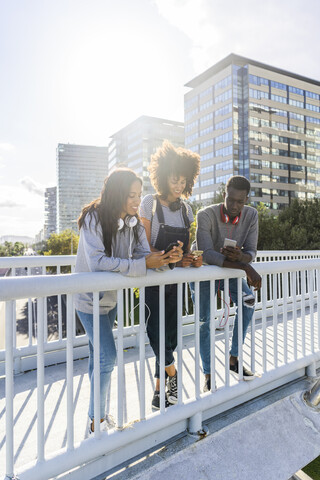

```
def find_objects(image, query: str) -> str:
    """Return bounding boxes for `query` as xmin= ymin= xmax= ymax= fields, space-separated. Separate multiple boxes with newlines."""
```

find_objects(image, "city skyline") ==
xmin=1 ymin=0 xmax=320 ymax=237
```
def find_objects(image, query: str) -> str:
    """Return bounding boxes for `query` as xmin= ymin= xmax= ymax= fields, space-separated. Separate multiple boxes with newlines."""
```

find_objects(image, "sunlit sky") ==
xmin=1 ymin=0 xmax=320 ymax=238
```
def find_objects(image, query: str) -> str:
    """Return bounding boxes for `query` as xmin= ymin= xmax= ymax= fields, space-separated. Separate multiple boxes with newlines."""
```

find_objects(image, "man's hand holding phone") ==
xmin=221 ymin=238 xmax=242 ymax=262
xmin=191 ymin=250 xmax=203 ymax=268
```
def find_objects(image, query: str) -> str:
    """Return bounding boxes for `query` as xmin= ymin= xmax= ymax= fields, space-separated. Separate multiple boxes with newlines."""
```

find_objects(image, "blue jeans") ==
xmin=77 ymin=307 xmax=117 ymax=420
xmin=190 ymin=279 xmax=254 ymax=374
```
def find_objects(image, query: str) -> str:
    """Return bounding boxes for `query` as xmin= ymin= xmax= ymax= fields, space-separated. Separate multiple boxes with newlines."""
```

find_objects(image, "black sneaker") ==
xmin=152 ymin=390 xmax=171 ymax=409
xmin=166 ymin=372 xmax=178 ymax=404
xmin=203 ymin=374 xmax=217 ymax=392
xmin=230 ymin=361 xmax=255 ymax=381
xmin=203 ymin=374 xmax=211 ymax=392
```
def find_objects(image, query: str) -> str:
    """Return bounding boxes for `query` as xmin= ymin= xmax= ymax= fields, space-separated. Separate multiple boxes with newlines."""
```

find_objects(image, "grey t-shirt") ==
xmin=140 ymin=194 xmax=194 ymax=247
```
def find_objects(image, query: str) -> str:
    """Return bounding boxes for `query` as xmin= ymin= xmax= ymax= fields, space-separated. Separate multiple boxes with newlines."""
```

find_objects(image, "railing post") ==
xmin=66 ymin=294 xmax=74 ymax=450
xmin=273 ymin=273 xmax=278 ymax=368
xmin=37 ymin=296 xmax=45 ymax=464
xmin=194 ymin=281 xmax=200 ymax=399
xmin=159 ymin=284 xmax=165 ymax=413
xmin=5 ymin=300 xmax=16 ymax=480
xmin=237 ymin=278 xmax=243 ymax=380
xmin=177 ymin=283 xmax=183 ymax=405
xmin=117 ymin=289 xmax=124 ymax=428
xmin=188 ymin=411 xmax=208 ymax=437
xmin=139 ymin=287 xmax=146 ymax=420
xmin=210 ymin=280 xmax=216 ymax=391
xmin=306 ymin=362 xmax=317 ymax=378
xmin=57 ymin=266 xmax=62 ymax=342
xmin=261 ymin=274 xmax=267 ymax=372
xmin=93 ymin=291 xmax=101 ymax=437
xmin=224 ymin=279 xmax=230 ymax=386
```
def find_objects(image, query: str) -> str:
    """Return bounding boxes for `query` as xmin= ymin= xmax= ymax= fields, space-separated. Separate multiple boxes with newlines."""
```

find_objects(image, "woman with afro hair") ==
xmin=140 ymin=140 xmax=201 ymax=409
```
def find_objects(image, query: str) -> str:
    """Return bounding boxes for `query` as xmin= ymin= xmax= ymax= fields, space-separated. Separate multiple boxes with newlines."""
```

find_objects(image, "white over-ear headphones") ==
xmin=118 ymin=216 xmax=138 ymax=230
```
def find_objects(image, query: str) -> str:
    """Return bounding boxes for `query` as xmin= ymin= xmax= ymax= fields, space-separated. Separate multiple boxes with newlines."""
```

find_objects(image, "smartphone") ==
xmin=192 ymin=250 xmax=203 ymax=258
xmin=164 ymin=242 xmax=179 ymax=254
xmin=164 ymin=242 xmax=180 ymax=270
xmin=223 ymin=238 xmax=237 ymax=248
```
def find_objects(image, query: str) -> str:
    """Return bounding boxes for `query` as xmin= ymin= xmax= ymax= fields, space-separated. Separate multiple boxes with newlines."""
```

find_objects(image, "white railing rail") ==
xmin=255 ymin=250 xmax=320 ymax=261
xmin=2 ymin=250 xmax=320 ymax=376
xmin=1 ymin=259 xmax=320 ymax=480
xmin=1 ymin=250 xmax=320 ymax=271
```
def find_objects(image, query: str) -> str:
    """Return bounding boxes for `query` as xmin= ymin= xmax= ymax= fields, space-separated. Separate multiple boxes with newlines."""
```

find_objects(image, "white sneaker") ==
xmin=87 ymin=414 xmax=116 ymax=437
xmin=105 ymin=413 xmax=116 ymax=429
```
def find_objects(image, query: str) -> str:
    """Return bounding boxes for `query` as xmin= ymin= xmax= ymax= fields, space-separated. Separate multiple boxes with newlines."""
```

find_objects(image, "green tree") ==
xmin=256 ymin=198 xmax=320 ymax=251
xmin=213 ymin=183 xmax=225 ymax=204
xmin=44 ymin=230 xmax=79 ymax=256
xmin=13 ymin=241 xmax=25 ymax=256
xmin=0 ymin=241 xmax=26 ymax=257
xmin=43 ymin=230 xmax=80 ymax=273
xmin=256 ymin=203 xmax=281 ymax=250
xmin=276 ymin=198 xmax=320 ymax=250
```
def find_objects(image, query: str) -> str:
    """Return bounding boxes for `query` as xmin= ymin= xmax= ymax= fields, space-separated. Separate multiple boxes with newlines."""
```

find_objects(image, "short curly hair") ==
xmin=226 ymin=175 xmax=251 ymax=195
xmin=148 ymin=140 xmax=200 ymax=198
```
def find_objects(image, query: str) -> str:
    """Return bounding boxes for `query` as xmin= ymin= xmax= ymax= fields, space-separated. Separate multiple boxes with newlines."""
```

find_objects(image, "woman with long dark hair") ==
xmin=140 ymin=141 xmax=201 ymax=409
xmin=74 ymin=168 xmax=180 ymax=434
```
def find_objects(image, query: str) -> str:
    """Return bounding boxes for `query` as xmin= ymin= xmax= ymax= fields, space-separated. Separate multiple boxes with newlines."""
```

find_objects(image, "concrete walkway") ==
xmin=106 ymin=375 xmax=320 ymax=480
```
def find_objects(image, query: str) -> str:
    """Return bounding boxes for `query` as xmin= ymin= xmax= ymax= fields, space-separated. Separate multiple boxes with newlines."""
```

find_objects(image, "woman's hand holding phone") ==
xmin=164 ymin=241 xmax=184 ymax=269
xmin=146 ymin=241 xmax=184 ymax=269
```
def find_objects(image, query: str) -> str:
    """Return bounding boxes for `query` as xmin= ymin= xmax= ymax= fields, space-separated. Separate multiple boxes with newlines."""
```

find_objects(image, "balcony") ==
xmin=0 ymin=252 xmax=320 ymax=480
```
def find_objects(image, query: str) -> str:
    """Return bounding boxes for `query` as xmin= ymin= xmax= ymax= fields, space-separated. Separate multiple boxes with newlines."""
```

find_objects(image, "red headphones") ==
xmin=220 ymin=204 xmax=241 ymax=225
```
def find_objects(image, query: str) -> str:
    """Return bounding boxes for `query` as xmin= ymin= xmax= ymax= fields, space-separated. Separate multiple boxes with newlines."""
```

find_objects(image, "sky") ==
xmin=1 ymin=0 xmax=320 ymax=239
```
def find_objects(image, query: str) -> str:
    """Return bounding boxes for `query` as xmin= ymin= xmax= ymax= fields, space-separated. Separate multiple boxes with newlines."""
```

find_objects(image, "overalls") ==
xmin=145 ymin=197 xmax=190 ymax=378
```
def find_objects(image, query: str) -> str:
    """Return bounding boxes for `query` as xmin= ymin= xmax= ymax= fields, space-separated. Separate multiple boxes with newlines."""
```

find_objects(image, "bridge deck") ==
xmin=0 ymin=313 xmax=318 ymax=478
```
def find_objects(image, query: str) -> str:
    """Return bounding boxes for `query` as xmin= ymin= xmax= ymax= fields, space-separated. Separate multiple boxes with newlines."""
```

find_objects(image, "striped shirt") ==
xmin=140 ymin=194 xmax=194 ymax=247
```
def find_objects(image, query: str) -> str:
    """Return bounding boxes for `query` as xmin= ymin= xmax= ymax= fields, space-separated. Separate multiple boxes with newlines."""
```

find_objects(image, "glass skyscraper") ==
xmin=108 ymin=116 xmax=184 ymax=195
xmin=44 ymin=186 xmax=57 ymax=239
xmin=56 ymin=144 xmax=108 ymax=232
xmin=185 ymin=54 xmax=320 ymax=209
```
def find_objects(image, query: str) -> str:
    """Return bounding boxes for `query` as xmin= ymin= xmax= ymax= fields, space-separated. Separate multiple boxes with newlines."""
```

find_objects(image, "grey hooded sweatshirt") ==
xmin=74 ymin=213 xmax=150 ymax=314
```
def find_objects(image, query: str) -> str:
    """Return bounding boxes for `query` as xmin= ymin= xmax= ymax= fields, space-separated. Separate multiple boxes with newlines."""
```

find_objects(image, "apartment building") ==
xmin=108 ymin=116 xmax=184 ymax=195
xmin=184 ymin=53 xmax=320 ymax=209
xmin=44 ymin=186 xmax=57 ymax=239
xmin=56 ymin=144 xmax=108 ymax=232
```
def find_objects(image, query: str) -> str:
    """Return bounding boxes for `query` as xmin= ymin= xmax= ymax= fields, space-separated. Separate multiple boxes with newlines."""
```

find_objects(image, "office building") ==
xmin=108 ymin=116 xmax=184 ymax=194
xmin=184 ymin=54 xmax=320 ymax=209
xmin=56 ymin=144 xmax=108 ymax=232
xmin=44 ymin=186 xmax=57 ymax=239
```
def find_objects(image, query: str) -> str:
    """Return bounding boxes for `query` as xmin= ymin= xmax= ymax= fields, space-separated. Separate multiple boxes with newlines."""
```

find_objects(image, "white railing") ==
xmin=1 ymin=258 xmax=320 ymax=480
xmin=1 ymin=250 xmax=320 ymax=375
xmin=255 ymin=250 xmax=320 ymax=262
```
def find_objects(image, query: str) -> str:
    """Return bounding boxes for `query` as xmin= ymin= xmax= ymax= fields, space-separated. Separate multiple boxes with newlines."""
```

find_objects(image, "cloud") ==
xmin=154 ymin=0 xmax=320 ymax=78
xmin=0 ymin=142 xmax=15 ymax=152
xmin=0 ymin=186 xmax=44 ymax=237
xmin=0 ymin=214 xmax=42 ymax=238
xmin=20 ymin=176 xmax=45 ymax=196
xmin=0 ymin=199 xmax=23 ymax=208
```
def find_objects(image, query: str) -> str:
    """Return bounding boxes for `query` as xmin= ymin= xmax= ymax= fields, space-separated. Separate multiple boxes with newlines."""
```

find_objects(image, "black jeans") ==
xmin=145 ymin=284 xmax=178 ymax=379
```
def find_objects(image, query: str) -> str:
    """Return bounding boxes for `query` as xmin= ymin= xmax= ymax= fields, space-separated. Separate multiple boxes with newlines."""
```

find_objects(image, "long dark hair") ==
xmin=78 ymin=168 xmax=142 ymax=256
